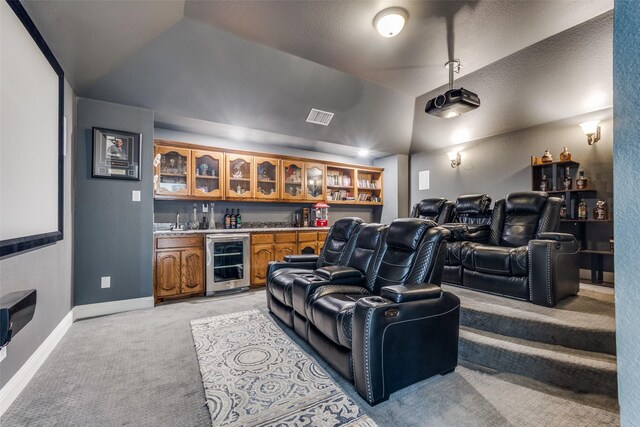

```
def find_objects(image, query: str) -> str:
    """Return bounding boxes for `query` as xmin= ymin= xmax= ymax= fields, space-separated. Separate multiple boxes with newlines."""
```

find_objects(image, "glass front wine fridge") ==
xmin=205 ymin=234 xmax=250 ymax=295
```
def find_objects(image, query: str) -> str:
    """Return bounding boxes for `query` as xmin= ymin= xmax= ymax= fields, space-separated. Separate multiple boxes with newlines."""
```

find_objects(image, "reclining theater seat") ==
xmin=442 ymin=194 xmax=493 ymax=285
xmin=265 ymin=217 xmax=363 ymax=327
xmin=449 ymin=191 xmax=580 ymax=307
xmin=410 ymin=197 xmax=455 ymax=224
xmin=289 ymin=218 xmax=460 ymax=405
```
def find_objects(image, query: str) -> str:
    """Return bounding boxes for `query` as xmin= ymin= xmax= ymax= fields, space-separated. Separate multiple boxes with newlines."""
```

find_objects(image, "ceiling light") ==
xmin=358 ymin=149 xmax=370 ymax=157
xmin=579 ymin=121 xmax=601 ymax=145
xmin=373 ymin=7 xmax=408 ymax=38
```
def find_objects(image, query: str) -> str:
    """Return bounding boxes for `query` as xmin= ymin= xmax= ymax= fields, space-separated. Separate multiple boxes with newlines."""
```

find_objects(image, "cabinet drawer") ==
xmin=317 ymin=232 xmax=328 ymax=242
xmin=275 ymin=232 xmax=297 ymax=243
xmin=297 ymin=232 xmax=317 ymax=242
xmin=251 ymin=233 xmax=274 ymax=244
xmin=156 ymin=236 xmax=203 ymax=249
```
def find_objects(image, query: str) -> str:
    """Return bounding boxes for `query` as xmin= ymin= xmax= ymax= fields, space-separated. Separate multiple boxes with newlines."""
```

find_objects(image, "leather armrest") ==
xmin=380 ymin=283 xmax=442 ymax=303
xmin=284 ymin=254 xmax=319 ymax=263
xmin=537 ymin=232 xmax=576 ymax=242
xmin=315 ymin=265 xmax=363 ymax=281
xmin=441 ymin=223 xmax=490 ymax=242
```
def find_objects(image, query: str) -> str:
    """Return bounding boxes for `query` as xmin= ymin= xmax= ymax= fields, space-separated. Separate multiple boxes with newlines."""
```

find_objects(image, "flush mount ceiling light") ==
xmin=579 ymin=121 xmax=601 ymax=145
xmin=358 ymin=148 xmax=370 ymax=157
xmin=373 ymin=7 xmax=408 ymax=38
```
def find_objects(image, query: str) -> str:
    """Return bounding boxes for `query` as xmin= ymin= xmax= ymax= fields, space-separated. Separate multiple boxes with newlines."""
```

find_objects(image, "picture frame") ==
xmin=92 ymin=127 xmax=141 ymax=180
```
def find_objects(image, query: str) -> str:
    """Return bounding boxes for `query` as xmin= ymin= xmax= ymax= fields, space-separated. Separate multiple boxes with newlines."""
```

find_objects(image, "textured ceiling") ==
xmin=19 ymin=0 xmax=614 ymax=157
xmin=184 ymin=0 xmax=612 ymax=96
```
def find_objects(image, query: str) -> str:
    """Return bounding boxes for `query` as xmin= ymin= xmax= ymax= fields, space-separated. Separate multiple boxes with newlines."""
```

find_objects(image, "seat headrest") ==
xmin=505 ymin=192 xmax=548 ymax=214
xmin=455 ymin=194 xmax=492 ymax=214
xmin=331 ymin=217 xmax=364 ymax=240
xmin=386 ymin=218 xmax=434 ymax=251
xmin=356 ymin=223 xmax=387 ymax=250
xmin=415 ymin=198 xmax=448 ymax=215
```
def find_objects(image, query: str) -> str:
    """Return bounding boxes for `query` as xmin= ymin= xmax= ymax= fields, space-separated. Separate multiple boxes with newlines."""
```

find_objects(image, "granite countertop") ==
xmin=154 ymin=226 xmax=330 ymax=236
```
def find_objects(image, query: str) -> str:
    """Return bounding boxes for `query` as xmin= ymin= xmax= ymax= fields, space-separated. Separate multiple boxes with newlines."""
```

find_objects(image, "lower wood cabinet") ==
xmin=251 ymin=243 xmax=275 ymax=286
xmin=154 ymin=236 xmax=204 ymax=303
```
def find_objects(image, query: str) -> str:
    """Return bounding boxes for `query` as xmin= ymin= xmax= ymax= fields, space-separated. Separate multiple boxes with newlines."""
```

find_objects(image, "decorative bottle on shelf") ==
xmin=576 ymin=170 xmax=589 ymax=190
xmin=559 ymin=195 xmax=567 ymax=219
xmin=208 ymin=203 xmax=216 ymax=229
xmin=189 ymin=204 xmax=200 ymax=230
xmin=559 ymin=146 xmax=572 ymax=161
xmin=539 ymin=174 xmax=550 ymax=191
xmin=224 ymin=209 xmax=231 ymax=229
xmin=236 ymin=209 xmax=242 ymax=229
xmin=562 ymin=166 xmax=572 ymax=190
xmin=578 ymin=198 xmax=588 ymax=220
xmin=593 ymin=200 xmax=608 ymax=220
xmin=230 ymin=209 xmax=237 ymax=229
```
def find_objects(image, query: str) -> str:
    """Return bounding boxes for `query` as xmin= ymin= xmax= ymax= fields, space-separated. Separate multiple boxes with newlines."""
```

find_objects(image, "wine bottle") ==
xmin=224 ymin=208 xmax=231 ymax=229
xmin=562 ymin=166 xmax=572 ymax=190
xmin=578 ymin=198 xmax=587 ymax=220
xmin=230 ymin=209 xmax=237 ymax=229
xmin=236 ymin=209 xmax=242 ymax=229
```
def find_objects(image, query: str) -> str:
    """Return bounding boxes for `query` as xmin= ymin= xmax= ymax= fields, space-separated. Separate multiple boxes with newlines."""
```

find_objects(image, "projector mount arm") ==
xmin=444 ymin=59 xmax=462 ymax=91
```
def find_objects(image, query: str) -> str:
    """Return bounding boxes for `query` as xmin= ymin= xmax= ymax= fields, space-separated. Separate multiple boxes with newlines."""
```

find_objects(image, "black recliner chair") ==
xmin=286 ymin=218 xmax=460 ymax=405
xmin=266 ymin=217 xmax=363 ymax=327
xmin=443 ymin=191 xmax=580 ymax=307
xmin=410 ymin=197 xmax=455 ymax=224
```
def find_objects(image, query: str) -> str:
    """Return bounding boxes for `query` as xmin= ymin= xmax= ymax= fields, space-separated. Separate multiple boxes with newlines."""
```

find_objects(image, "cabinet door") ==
xmin=282 ymin=160 xmax=305 ymax=200
xmin=154 ymin=146 xmax=191 ymax=197
xmin=191 ymin=150 xmax=224 ymax=199
xmin=317 ymin=232 xmax=328 ymax=254
xmin=226 ymin=154 xmax=254 ymax=198
xmin=155 ymin=251 xmax=182 ymax=298
xmin=297 ymin=242 xmax=317 ymax=255
xmin=251 ymin=244 xmax=275 ymax=286
xmin=274 ymin=242 xmax=296 ymax=262
xmin=181 ymin=249 xmax=204 ymax=295
xmin=254 ymin=157 xmax=279 ymax=199
xmin=305 ymin=162 xmax=325 ymax=201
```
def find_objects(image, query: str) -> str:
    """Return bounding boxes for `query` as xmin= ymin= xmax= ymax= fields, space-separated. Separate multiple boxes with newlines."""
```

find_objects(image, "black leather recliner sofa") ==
xmin=267 ymin=218 xmax=460 ymax=405
xmin=442 ymin=192 xmax=580 ymax=307
xmin=410 ymin=197 xmax=455 ymax=224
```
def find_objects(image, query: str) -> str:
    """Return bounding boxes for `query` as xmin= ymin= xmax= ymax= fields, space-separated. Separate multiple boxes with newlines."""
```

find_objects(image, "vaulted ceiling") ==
xmin=22 ymin=0 xmax=613 ymax=157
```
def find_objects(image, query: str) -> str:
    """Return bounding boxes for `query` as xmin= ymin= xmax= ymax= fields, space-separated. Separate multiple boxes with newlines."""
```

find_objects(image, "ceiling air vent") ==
xmin=306 ymin=108 xmax=334 ymax=126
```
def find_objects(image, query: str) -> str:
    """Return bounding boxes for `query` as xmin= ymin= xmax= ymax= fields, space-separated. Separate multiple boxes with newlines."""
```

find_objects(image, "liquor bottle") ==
xmin=562 ymin=166 xmax=572 ymax=190
xmin=576 ymin=170 xmax=589 ymax=190
xmin=559 ymin=195 xmax=567 ymax=219
xmin=230 ymin=209 xmax=237 ymax=229
xmin=578 ymin=198 xmax=587 ymax=220
xmin=224 ymin=209 xmax=231 ymax=229
xmin=236 ymin=209 xmax=242 ymax=229
xmin=539 ymin=174 xmax=549 ymax=192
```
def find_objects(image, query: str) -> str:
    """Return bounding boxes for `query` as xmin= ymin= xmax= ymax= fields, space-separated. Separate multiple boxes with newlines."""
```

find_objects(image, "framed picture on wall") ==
xmin=92 ymin=127 xmax=141 ymax=180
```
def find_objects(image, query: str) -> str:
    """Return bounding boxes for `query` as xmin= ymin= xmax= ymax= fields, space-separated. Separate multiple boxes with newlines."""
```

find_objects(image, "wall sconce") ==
xmin=447 ymin=151 xmax=461 ymax=168
xmin=579 ymin=121 xmax=601 ymax=145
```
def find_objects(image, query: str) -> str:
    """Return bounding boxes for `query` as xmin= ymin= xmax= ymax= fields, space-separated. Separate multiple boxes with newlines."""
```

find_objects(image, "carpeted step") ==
xmin=459 ymin=326 xmax=618 ymax=398
xmin=443 ymin=284 xmax=616 ymax=355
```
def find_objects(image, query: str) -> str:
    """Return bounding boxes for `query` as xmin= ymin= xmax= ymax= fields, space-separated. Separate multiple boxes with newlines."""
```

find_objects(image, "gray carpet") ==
xmin=1 ymin=289 xmax=619 ymax=426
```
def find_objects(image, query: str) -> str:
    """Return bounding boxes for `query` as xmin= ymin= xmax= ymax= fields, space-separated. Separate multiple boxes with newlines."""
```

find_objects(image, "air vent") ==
xmin=306 ymin=108 xmax=334 ymax=126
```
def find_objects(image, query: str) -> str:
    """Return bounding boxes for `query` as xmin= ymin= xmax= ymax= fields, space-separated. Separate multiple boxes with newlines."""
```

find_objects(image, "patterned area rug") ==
xmin=190 ymin=310 xmax=376 ymax=426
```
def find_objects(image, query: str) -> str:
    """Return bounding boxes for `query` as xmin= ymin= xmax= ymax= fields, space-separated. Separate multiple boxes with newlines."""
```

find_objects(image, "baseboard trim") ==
xmin=73 ymin=296 xmax=154 ymax=320
xmin=0 ymin=310 xmax=74 ymax=417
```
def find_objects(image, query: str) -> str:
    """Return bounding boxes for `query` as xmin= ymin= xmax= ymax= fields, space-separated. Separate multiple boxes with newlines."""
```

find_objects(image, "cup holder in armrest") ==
xmin=367 ymin=297 xmax=388 ymax=304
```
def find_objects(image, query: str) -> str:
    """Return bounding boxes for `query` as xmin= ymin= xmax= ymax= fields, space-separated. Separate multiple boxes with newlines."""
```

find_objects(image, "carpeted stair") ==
xmin=443 ymin=283 xmax=618 ymax=398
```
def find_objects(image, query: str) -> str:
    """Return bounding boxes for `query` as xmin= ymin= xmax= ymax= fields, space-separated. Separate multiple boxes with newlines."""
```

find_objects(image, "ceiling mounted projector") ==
xmin=425 ymin=59 xmax=480 ymax=119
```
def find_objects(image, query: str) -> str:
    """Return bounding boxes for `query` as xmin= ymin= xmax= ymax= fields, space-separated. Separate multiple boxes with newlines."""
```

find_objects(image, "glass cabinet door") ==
xmin=154 ymin=147 xmax=190 ymax=197
xmin=282 ymin=160 xmax=304 ymax=200
xmin=254 ymin=157 xmax=279 ymax=199
xmin=305 ymin=162 xmax=325 ymax=201
xmin=226 ymin=154 xmax=254 ymax=198
xmin=191 ymin=150 xmax=224 ymax=199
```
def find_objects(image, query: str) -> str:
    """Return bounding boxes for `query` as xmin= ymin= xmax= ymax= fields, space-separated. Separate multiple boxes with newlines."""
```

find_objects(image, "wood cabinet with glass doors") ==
xmin=282 ymin=160 xmax=305 ymax=201
xmin=254 ymin=157 xmax=279 ymax=200
xmin=191 ymin=149 xmax=224 ymax=199
xmin=154 ymin=146 xmax=191 ymax=197
xmin=226 ymin=154 xmax=254 ymax=199
xmin=305 ymin=162 xmax=325 ymax=201
xmin=326 ymin=165 xmax=355 ymax=204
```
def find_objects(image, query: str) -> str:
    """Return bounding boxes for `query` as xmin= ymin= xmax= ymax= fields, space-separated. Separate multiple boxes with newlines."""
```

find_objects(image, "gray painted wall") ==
xmin=373 ymin=154 xmax=409 ymax=224
xmin=0 ymin=80 xmax=75 ymax=389
xmin=613 ymin=2 xmax=640 ymax=424
xmin=75 ymin=99 xmax=154 ymax=305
